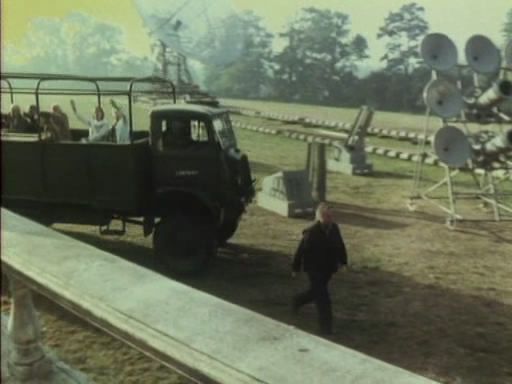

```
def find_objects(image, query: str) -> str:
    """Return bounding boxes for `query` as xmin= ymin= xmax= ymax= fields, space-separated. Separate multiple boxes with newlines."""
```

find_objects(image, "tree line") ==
xmin=203 ymin=3 xmax=432 ymax=112
xmin=2 ymin=12 xmax=154 ymax=79
xmin=3 ymin=3 xmax=512 ymax=114
xmin=204 ymin=3 xmax=512 ymax=113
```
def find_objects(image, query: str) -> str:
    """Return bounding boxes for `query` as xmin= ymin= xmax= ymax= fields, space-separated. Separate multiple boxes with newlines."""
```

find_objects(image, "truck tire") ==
xmin=217 ymin=219 xmax=239 ymax=247
xmin=153 ymin=215 xmax=216 ymax=275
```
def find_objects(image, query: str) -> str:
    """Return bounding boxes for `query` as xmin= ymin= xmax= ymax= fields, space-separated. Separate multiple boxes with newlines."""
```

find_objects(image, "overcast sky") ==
xmin=3 ymin=0 xmax=511 ymax=69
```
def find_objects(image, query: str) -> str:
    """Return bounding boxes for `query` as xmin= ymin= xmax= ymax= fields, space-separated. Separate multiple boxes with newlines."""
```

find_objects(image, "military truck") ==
xmin=1 ymin=73 xmax=255 ymax=274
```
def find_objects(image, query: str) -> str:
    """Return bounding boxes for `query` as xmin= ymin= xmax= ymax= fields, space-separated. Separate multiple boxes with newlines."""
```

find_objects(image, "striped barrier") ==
xmin=232 ymin=120 xmax=511 ymax=180
xmin=229 ymin=108 xmax=433 ymax=145
xmin=231 ymin=120 xmax=440 ymax=166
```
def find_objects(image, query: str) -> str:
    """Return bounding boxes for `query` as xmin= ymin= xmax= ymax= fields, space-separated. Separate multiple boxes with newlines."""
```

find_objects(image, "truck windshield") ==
xmin=212 ymin=115 xmax=237 ymax=149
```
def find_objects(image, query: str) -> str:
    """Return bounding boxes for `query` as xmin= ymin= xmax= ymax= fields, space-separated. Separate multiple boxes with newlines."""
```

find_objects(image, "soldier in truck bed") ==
xmin=70 ymin=99 xmax=111 ymax=142
xmin=23 ymin=105 xmax=40 ymax=133
xmin=292 ymin=202 xmax=348 ymax=335
xmin=7 ymin=104 xmax=29 ymax=133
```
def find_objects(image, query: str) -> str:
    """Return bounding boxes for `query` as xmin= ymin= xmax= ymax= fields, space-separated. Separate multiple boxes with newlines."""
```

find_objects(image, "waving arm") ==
xmin=70 ymin=99 xmax=90 ymax=127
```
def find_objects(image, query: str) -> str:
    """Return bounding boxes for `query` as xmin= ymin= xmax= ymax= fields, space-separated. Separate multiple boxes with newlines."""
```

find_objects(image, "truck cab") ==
xmin=148 ymin=104 xmax=255 ymax=272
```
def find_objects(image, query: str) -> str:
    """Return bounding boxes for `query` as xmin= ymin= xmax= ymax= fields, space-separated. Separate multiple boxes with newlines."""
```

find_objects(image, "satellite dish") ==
xmin=433 ymin=125 xmax=472 ymax=167
xmin=465 ymin=35 xmax=501 ymax=74
xmin=505 ymin=40 xmax=512 ymax=67
xmin=423 ymin=79 xmax=464 ymax=118
xmin=420 ymin=33 xmax=458 ymax=71
xmin=133 ymin=0 xmax=243 ymax=66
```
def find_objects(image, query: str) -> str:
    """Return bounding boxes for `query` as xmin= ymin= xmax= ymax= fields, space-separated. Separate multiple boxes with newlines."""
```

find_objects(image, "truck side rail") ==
xmin=0 ymin=72 xmax=176 ymax=144
xmin=128 ymin=76 xmax=176 ymax=143
xmin=0 ymin=78 xmax=13 ymax=104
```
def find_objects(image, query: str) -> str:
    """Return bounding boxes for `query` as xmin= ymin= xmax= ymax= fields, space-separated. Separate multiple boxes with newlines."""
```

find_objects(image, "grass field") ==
xmin=223 ymin=98 xmax=509 ymax=134
xmin=223 ymin=98 xmax=429 ymax=131
xmin=2 ymin=96 xmax=512 ymax=383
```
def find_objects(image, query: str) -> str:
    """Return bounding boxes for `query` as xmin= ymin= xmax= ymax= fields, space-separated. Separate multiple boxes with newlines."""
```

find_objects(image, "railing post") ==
xmin=307 ymin=142 xmax=327 ymax=202
xmin=7 ymin=276 xmax=53 ymax=381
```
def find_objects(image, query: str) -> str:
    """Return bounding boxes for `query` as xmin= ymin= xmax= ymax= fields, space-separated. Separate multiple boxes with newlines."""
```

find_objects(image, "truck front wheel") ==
xmin=153 ymin=215 xmax=216 ymax=275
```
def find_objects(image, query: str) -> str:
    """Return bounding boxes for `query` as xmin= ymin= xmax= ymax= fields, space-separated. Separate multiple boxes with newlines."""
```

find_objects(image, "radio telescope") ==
xmin=133 ymin=0 xmax=243 ymax=91
xmin=409 ymin=33 xmax=512 ymax=227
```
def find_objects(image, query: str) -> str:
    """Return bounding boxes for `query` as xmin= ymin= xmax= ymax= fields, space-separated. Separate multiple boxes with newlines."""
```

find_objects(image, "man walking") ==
xmin=292 ymin=202 xmax=348 ymax=335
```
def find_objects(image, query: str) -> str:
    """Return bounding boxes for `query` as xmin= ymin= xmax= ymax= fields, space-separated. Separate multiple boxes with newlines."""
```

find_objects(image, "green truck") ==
xmin=1 ymin=73 xmax=255 ymax=274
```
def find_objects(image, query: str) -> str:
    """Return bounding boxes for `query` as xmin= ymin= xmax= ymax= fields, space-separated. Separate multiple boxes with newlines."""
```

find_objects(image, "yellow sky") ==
xmin=1 ymin=0 xmax=153 ymax=56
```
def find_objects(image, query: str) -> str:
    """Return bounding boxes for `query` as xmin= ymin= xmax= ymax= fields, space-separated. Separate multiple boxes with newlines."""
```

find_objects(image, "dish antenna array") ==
xmin=133 ymin=0 xmax=241 ymax=102
xmin=409 ymin=33 xmax=512 ymax=227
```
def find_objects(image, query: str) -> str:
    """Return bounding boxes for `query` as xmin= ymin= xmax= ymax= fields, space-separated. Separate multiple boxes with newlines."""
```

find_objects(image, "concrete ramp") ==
xmin=1 ymin=209 xmax=439 ymax=384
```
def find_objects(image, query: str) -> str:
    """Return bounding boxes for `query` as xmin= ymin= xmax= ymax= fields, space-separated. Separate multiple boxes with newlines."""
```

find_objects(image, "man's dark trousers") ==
xmin=293 ymin=271 xmax=333 ymax=333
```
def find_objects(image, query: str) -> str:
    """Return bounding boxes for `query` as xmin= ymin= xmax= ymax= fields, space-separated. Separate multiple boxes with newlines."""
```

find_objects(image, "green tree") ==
xmin=377 ymin=2 xmax=429 ymax=75
xmin=111 ymin=54 xmax=153 ymax=77
xmin=376 ymin=3 xmax=429 ymax=111
xmin=271 ymin=26 xmax=303 ymax=101
xmin=273 ymin=7 xmax=369 ymax=104
xmin=3 ymin=12 xmax=152 ymax=76
xmin=503 ymin=8 xmax=512 ymax=42
xmin=202 ymin=11 xmax=274 ymax=98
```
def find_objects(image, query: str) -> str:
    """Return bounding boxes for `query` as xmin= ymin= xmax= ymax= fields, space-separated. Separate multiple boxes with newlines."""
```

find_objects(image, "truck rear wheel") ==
xmin=153 ymin=215 xmax=216 ymax=275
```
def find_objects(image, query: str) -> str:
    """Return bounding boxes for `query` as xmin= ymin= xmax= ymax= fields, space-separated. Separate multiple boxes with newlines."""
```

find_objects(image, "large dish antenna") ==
xmin=433 ymin=125 xmax=472 ymax=168
xmin=423 ymin=78 xmax=463 ymax=119
xmin=420 ymin=33 xmax=458 ymax=71
xmin=133 ymin=0 xmax=243 ymax=66
xmin=465 ymin=35 xmax=501 ymax=74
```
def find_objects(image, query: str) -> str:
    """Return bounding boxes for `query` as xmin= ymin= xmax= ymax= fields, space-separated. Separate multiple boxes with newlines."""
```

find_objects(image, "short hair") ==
xmin=51 ymin=104 xmax=62 ymax=113
xmin=315 ymin=202 xmax=330 ymax=222
xmin=10 ymin=104 xmax=21 ymax=115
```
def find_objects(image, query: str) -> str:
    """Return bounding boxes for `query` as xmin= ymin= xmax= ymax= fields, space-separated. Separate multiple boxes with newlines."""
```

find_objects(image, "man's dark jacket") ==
xmin=293 ymin=221 xmax=348 ymax=274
